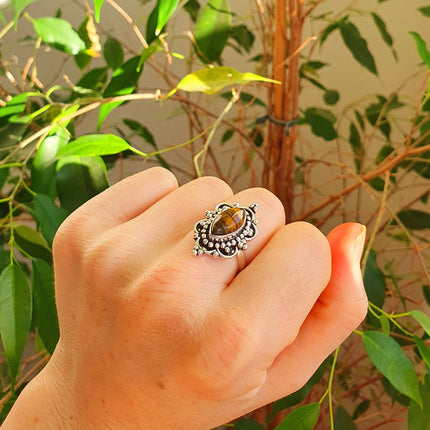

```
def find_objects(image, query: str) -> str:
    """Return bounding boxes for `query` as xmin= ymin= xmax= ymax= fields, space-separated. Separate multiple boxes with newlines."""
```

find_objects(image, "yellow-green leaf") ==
xmin=174 ymin=66 xmax=279 ymax=96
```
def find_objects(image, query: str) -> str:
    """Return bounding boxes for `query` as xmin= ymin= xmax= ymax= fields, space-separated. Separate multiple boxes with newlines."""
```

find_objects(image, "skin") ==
xmin=2 ymin=167 xmax=368 ymax=429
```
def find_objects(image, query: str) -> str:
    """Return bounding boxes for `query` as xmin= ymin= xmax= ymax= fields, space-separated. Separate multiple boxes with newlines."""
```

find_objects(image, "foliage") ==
xmin=0 ymin=0 xmax=429 ymax=428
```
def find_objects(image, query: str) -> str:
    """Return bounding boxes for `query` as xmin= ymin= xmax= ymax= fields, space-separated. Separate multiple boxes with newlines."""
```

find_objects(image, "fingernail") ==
xmin=353 ymin=224 xmax=366 ymax=265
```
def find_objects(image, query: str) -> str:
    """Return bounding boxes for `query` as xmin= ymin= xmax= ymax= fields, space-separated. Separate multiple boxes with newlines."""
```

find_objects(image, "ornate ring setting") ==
xmin=193 ymin=202 xmax=259 ymax=258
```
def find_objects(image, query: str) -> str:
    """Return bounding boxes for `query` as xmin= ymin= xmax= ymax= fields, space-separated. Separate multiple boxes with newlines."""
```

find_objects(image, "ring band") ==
xmin=193 ymin=202 xmax=259 ymax=258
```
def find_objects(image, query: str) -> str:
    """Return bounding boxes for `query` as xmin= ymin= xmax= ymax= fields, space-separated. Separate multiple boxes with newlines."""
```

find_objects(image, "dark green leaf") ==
xmin=408 ymin=369 xmax=430 ymax=430
xmin=418 ymin=6 xmax=430 ymax=17
xmin=194 ymin=0 xmax=232 ymax=63
xmin=320 ymin=21 xmax=339 ymax=47
xmin=301 ymin=107 xmax=337 ymax=141
xmin=57 ymin=134 xmax=133 ymax=157
xmin=363 ymin=249 xmax=385 ymax=308
xmin=352 ymin=400 xmax=370 ymax=420
xmin=0 ymin=264 xmax=32 ymax=384
xmin=301 ymin=61 xmax=327 ymax=74
xmin=56 ymin=155 xmax=109 ymax=212
xmin=414 ymin=336 xmax=430 ymax=368
xmin=123 ymin=119 xmax=171 ymax=169
xmin=381 ymin=376 xmax=410 ymax=407
xmin=334 ymin=406 xmax=357 ymax=430
xmin=423 ymin=285 xmax=430 ymax=306
xmin=31 ymin=131 xmax=69 ymax=198
xmin=338 ymin=21 xmax=377 ymax=75
xmin=221 ymin=128 xmax=234 ymax=144
xmin=362 ymin=330 xmax=422 ymax=407
xmin=410 ymin=32 xmax=430 ymax=69
xmin=33 ymin=194 xmax=68 ymax=246
xmin=33 ymin=17 xmax=86 ymax=55
xmin=13 ymin=0 xmax=36 ymax=28
xmin=275 ymin=403 xmax=320 ymax=430
xmin=371 ymin=13 xmax=393 ymax=47
xmin=354 ymin=110 xmax=364 ymax=129
xmin=230 ymin=24 xmax=255 ymax=53
xmin=348 ymin=122 xmax=363 ymax=171
xmin=99 ymin=56 xmax=143 ymax=128
xmin=77 ymin=67 xmax=108 ymax=92
xmin=32 ymin=259 xmax=59 ymax=354
xmin=234 ymin=418 xmax=265 ymax=430
xmin=183 ymin=0 xmax=200 ymax=22
xmin=94 ymin=0 xmax=105 ymax=22
xmin=0 ymin=249 xmax=9 ymax=274
xmin=14 ymin=225 xmax=52 ymax=263
xmin=365 ymin=99 xmax=391 ymax=139
xmin=75 ymin=16 xmax=94 ymax=70
xmin=396 ymin=209 xmax=430 ymax=230
xmin=323 ymin=89 xmax=340 ymax=105
xmin=271 ymin=356 xmax=330 ymax=417
xmin=104 ymin=37 xmax=124 ymax=70
xmin=410 ymin=310 xmax=430 ymax=336
xmin=157 ymin=0 xmax=181 ymax=34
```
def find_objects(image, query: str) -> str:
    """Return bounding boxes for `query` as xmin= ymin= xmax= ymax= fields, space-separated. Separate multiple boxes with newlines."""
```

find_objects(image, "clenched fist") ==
xmin=2 ymin=167 xmax=367 ymax=429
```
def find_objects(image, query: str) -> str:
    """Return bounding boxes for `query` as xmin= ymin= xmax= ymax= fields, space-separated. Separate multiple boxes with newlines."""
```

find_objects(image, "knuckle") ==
xmin=189 ymin=176 xmax=233 ymax=198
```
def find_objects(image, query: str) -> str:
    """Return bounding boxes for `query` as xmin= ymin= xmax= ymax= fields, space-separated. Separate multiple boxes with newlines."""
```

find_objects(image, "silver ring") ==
xmin=193 ymin=202 xmax=259 ymax=258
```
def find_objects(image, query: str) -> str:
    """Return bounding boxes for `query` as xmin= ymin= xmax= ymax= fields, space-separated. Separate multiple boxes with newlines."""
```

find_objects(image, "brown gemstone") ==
xmin=211 ymin=207 xmax=245 ymax=236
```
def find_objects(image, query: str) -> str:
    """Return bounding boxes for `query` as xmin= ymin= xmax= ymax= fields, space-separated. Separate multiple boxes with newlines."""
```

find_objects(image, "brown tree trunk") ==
xmin=263 ymin=0 xmax=303 ymax=223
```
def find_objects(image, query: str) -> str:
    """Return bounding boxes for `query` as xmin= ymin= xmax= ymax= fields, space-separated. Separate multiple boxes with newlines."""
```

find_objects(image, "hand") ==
xmin=2 ymin=167 xmax=367 ymax=429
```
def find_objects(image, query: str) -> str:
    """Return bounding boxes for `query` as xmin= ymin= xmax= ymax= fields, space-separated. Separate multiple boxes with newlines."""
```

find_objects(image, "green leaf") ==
xmin=275 ymin=403 xmax=320 ymax=430
xmin=271 ymin=357 xmax=330 ymax=418
xmin=413 ymin=336 xmax=430 ymax=368
xmin=410 ymin=32 xmax=430 ymax=69
xmin=348 ymin=122 xmax=363 ymax=171
xmin=408 ymin=370 xmax=430 ymax=430
xmin=0 ymin=264 xmax=32 ymax=384
xmin=14 ymin=225 xmax=52 ymax=263
xmin=221 ymin=128 xmax=234 ymax=144
xmin=334 ymin=406 xmax=357 ymax=430
xmin=352 ymin=400 xmax=370 ymax=420
xmin=104 ymin=37 xmax=124 ymax=70
xmin=33 ymin=194 xmax=68 ymax=246
xmin=418 ymin=6 xmax=430 ymax=17
xmin=323 ymin=89 xmax=340 ymax=105
xmin=175 ymin=66 xmax=279 ymax=95
xmin=410 ymin=310 xmax=430 ymax=336
xmin=320 ymin=21 xmax=339 ymax=47
xmin=146 ymin=4 xmax=160 ymax=44
xmin=77 ymin=67 xmax=108 ymax=91
xmin=32 ymin=259 xmax=59 ymax=355
xmin=234 ymin=418 xmax=265 ymax=430
xmin=379 ymin=313 xmax=391 ymax=335
xmin=423 ymin=285 xmax=430 ymax=306
xmin=194 ymin=0 xmax=232 ymax=63
xmin=75 ymin=16 xmax=94 ymax=70
xmin=184 ymin=0 xmax=200 ymax=22
xmin=362 ymin=330 xmax=422 ymax=407
xmin=0 ymin=93 xmax=30 ymax=119
xmin=363 ymin=249 xmax=385 ymax=308
xmin=56 ymin=155 xmax=109 ymax=213
xmin=338 ymin=21 xmax=377 ymax=75
xmin=156 ymin=0 xmax=180 ymax=34
xmin=94 ymin=0 xmax=105 ymax=22
xmin=301 ymin=107 xmax=337 ymax=141
xmin=230 ymin=24 xmax=255 ymax=53
xmin=396 ymin=209 xmax=430 ymax=230
xmin=57 ymin=134 xmax=133 ymax=157
xmin=371 ymin=13 xmax=393 ymax=47
xmin=31 ymin=131 xmax=70 ymax=198
xmin=33 ymin=17 xmax=86 ymax=55
xmin=98 ymin=56 xmax=143 ymax=128
xmin=123 ymin=119 xmax=170 ymax=169
xmin=13 ymin=0 xmax=36 ymax=28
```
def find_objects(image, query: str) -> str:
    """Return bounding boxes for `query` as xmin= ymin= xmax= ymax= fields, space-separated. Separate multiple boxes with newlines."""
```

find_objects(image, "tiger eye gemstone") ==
xmin=211 ymin=207 xmax=245 ymax=236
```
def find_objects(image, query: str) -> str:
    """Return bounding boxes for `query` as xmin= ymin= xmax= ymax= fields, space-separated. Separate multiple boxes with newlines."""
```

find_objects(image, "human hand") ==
xmin=2 ymin=167 xmax=367 ymax=429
